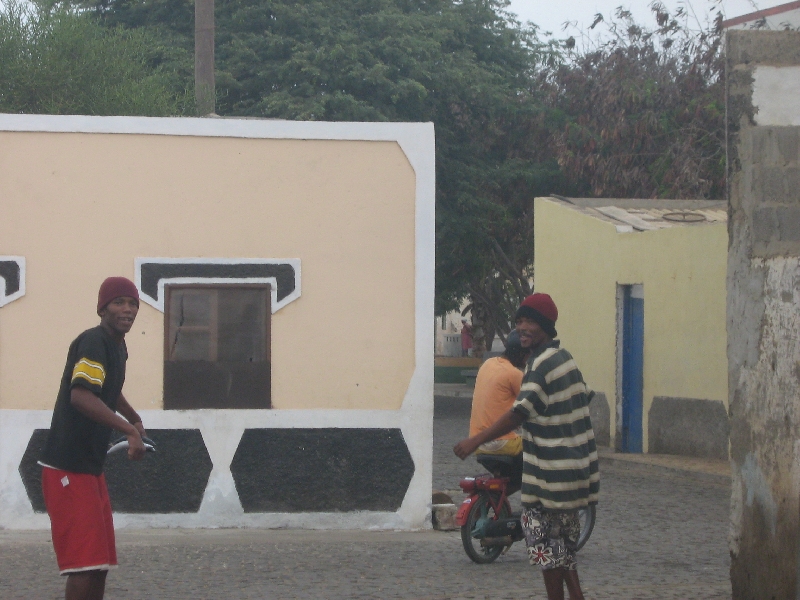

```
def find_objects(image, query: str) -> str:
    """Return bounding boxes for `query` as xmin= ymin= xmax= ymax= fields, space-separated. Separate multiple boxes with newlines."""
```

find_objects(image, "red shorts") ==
xmin=41 ymin=467 xmax=117 ymax=575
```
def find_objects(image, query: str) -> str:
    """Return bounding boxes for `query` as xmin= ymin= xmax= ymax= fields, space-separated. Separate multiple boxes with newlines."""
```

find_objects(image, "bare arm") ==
xmin=70 ymin=387 xmax=145 ymax=460
xmin=453 ymin=409 xmax=526 ymax=460
xmin=116 ymin=392 xmax=146 ymax=437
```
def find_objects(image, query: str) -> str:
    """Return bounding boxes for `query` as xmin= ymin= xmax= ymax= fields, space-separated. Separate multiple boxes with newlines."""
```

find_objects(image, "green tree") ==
xmin=79 ymin=0 xmax=563 ymax=352
xmin=461 ymin=0 xmax=728 ymax=347
xmin=0 ymin=0 xmax=189 ymax=115
xmin=2 ymin=0 xmax=730 ymax=351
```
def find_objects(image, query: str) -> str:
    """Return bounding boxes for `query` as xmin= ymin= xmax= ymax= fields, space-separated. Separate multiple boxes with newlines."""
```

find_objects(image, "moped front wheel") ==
xmin=460 ymin=493 xmax=511 ymax=564
xmin=576 ymin=504 xmax=596 ymax=551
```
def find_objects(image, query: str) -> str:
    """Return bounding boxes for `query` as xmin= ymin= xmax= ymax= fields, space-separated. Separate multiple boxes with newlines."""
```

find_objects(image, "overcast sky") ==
xmin=504 ymin=0 xmax=788 ymax=37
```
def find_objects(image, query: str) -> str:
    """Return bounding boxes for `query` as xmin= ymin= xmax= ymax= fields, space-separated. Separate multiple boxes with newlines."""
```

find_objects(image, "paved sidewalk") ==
xmin=0 ymin=455 xmax=732 ymax=600
xmin=598 ymin=447 xmax=731 ymax=480
xmin=430 ymin=391 xmax=731 ymax=599
xmin=0 ymin=391 xmax=732 ymax=599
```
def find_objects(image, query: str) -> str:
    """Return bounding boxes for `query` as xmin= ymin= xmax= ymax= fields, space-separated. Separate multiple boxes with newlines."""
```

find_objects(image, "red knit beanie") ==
xmin=97 ymin=277 xmax=139 ymax=314
xmin=515 ymin=293 xmax=558 ymax=337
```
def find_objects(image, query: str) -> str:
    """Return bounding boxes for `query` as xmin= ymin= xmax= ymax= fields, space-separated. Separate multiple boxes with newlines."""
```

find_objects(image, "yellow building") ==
xmin=0 ymin=114 xmax=434 ymax=529
xmin=534 ymin=196 xmax=728 ymax=458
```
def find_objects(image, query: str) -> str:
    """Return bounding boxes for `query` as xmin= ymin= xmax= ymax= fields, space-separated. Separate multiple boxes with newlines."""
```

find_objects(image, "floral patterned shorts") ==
xmin=520 ymin=505 xmax=580 ymax=570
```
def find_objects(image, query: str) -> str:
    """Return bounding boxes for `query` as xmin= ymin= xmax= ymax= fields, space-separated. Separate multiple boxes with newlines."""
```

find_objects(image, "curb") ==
xmin=598 ymin=449 xmax=731 ymax=482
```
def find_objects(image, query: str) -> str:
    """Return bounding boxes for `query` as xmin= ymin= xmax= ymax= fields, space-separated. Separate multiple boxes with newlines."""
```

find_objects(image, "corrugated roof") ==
xmin=544 ymin=196 xmax=727 ymax=232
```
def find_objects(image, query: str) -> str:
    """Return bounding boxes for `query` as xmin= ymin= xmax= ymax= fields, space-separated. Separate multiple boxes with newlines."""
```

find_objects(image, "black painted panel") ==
xmin=19 ymin=429 xmax=213 ymax=514
xmin=140 ymin=262 xmax=296 ymax=303
xmin=0 ymin=260 xmax=21 ymax=297
xmin=19 ymin=429 xmax=49 ymax=512
xmin=105 ymin=429 xmax=213 ymax=513
xmin=231 ymin=428 xmax=415 ymax=513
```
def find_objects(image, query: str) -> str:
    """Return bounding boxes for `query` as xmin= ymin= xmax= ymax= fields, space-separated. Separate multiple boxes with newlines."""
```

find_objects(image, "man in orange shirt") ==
xmin=468 ymin=329 xmax=530 ymax=493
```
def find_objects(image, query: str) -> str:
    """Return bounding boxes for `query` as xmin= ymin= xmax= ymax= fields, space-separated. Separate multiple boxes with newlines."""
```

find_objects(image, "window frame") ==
xmin=163 ymin=283 xmax=272 ymax=409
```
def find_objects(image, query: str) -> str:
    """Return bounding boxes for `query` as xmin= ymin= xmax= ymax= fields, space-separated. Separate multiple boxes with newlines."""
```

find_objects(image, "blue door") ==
xmin=621 ymin=285 xmax=644 ymax=453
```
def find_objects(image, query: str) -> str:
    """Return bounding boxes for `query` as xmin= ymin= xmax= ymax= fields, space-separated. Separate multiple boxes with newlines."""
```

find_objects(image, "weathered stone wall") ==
xmin=727 ymin=30 xmax=800 ymax=599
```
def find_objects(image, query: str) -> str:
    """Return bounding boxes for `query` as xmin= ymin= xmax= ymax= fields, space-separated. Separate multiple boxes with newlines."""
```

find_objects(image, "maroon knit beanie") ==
xmin=515 ymin=293 xmax=558 ymax=337
xmin=97 ymin=277 xmax=139 ymax=314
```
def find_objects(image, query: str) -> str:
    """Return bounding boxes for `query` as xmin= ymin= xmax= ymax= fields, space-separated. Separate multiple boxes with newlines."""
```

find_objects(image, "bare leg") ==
xmin=564 ymin=569 xmax=585 ymax=600
xmin=65 ymin=570 xmax=107 ymax=600
xmin=542 ymin=568 xmax=565 ymax=600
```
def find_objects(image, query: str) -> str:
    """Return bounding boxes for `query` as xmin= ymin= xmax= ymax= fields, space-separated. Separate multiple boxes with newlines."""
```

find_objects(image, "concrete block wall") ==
xmin=648 ymin=397 xmax=729 ymax=460
xmin=726 ymin=30 xmax=800 ymax=598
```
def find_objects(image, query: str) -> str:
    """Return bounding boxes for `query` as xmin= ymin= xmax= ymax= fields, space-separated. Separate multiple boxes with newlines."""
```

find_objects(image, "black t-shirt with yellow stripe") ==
xmin=41 ymin=326 xmax=127 ymax=475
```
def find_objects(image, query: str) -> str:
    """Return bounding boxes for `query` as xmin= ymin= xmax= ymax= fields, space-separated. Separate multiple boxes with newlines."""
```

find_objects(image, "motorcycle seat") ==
xmin=476 ymin=454 xmax=515 ymax=469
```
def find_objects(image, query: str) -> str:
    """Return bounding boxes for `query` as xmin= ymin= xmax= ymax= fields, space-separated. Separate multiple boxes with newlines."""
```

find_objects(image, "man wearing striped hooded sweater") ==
xmin=455 ymin=293 xmax=599 ymax=600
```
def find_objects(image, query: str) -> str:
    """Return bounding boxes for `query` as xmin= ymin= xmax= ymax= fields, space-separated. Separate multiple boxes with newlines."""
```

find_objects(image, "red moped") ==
xmin=456 ymin=455 xmax=596 ymax=564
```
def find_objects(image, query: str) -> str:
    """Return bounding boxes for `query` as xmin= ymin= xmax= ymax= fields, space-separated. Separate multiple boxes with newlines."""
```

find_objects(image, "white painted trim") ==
xmin=133 ymin=257 xmax=302 ymax=313
xmin=399 ymin=119 xmax=435 ymax=531
xmin=615 ymin=285 xmax=624 ymax=449
xmin=752 ymin=66 xmax=800 ymax=126
xmin=0 ymin=114 xmax=433 ymax=169
xmin=0 ymin=114 xmax=435 ymax=530
xmin=0 ymin=255 xmax=25 ymax=307
xmin=152 ymin=278 xmax=278 ymax=313
xmin=0 ymin=408 xmax=427 ymax=530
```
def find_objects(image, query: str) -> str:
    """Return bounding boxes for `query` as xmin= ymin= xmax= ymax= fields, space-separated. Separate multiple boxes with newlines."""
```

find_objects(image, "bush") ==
xmin=0 ymin=0 xmax=190 ymax=115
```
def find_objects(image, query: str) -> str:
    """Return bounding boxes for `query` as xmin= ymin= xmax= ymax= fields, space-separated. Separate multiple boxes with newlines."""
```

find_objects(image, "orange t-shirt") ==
xmin=468 ymin=356 xmax=523 ymax=442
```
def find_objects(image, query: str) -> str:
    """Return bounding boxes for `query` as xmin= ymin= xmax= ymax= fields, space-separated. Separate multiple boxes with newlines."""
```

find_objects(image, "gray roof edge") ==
xmin=542 ymin=195 xmax=727 ymax=211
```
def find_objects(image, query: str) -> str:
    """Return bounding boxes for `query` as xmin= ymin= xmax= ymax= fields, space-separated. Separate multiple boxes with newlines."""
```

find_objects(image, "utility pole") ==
xmin=195 ymin=0 xmax=215 ymax=115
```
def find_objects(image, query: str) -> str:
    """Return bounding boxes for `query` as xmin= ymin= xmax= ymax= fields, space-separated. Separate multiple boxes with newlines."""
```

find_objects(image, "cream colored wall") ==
xmin=534 ymin=198 xmax=728 ymax=450
xmin=0 ymin=131 xmax=416 ymax=411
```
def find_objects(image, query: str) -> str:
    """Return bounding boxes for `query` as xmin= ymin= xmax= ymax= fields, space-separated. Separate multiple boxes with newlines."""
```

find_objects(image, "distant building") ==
xmin=722 ymin=0 xmax=800 ymax=30
xmin=435 ymin=311 xmax=466 ymax=357
xmin=533 ymin=196 xmax=728 ymax=458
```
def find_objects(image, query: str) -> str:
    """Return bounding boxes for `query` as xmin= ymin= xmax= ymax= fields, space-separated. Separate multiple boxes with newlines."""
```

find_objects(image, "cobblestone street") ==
xmin=0 ymin=392 xmax=732 ymax=599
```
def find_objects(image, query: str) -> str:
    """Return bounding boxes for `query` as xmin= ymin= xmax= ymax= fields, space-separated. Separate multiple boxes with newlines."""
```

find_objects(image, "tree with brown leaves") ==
xmin=542 ymin=1 xmax=725 ymax=200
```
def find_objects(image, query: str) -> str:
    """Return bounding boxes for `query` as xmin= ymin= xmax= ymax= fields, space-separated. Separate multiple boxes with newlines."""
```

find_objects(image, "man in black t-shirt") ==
xmin=40 ymin=276 xmax=146 ymax=600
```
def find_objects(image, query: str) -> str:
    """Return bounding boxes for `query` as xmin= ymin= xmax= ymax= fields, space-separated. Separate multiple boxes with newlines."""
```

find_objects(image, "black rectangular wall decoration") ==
xmin=231 ymin=428 xmax=415 ymax=513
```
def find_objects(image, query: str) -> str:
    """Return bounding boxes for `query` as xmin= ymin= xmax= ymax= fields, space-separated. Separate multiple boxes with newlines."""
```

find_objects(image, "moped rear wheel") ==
xmin=460 ymin=493 xmax=511 ymax=564
xmin=576 ymin=504 xmax=596 ymax=551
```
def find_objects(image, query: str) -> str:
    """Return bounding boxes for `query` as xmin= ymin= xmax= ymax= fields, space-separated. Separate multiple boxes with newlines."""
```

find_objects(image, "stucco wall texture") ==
xmin=0 ymin=116 xmax=436 ymax=530
xmin=726 ymin=30 xmax=800 ymax=599
xmin=534 ymin=198 xmax=728 ymax=452
xmin=0 ymin=129 xmax=415 ymax=411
